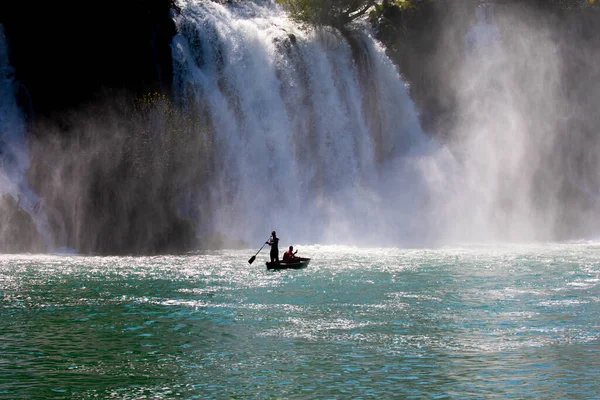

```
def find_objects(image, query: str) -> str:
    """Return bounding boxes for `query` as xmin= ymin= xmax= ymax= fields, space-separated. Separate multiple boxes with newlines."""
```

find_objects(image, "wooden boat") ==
xmin=266 ymin=257 xmax=311 ymax=270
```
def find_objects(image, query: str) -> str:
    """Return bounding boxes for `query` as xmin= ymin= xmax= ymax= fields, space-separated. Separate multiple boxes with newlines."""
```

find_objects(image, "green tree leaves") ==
xmin=276 ymin=0 xmax=378 ymax=28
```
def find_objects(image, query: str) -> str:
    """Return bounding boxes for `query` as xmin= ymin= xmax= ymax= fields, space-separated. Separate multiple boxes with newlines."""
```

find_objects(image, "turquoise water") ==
xmin=1 ymin=244 xmax=599 ymax=399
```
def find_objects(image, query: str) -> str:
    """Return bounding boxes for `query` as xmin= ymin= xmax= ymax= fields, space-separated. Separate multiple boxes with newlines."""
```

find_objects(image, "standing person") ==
xmin=266 ymin=231 xmax=280 ymax=263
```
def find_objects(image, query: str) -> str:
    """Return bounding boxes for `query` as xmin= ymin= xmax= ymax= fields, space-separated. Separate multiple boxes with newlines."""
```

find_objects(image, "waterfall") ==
xmin=172 ymin=0 xmax=426 ymax=246
xmin=0 ymin=26 xmax=53 ymax=250
xmin=0 ymin=26 xmax=28 ymax=197
xmin=169 ymin=0 xmax=600 ymax=248
xmin=1 ymin=0 xmax=596 ymax=252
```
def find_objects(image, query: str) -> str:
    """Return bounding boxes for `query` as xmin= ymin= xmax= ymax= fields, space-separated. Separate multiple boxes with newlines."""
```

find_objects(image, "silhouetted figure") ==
xmin=266 ymin=231 xmax=279 ymax=263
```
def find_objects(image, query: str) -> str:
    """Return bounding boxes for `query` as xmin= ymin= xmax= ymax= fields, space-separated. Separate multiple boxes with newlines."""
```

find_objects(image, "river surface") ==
xmin=1 ymin=243 xmax=599 ymax=399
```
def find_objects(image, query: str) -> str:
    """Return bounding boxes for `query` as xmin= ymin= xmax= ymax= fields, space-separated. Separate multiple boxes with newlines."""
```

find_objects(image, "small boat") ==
xmin=266 ymin=257 xmax=311 ymax=270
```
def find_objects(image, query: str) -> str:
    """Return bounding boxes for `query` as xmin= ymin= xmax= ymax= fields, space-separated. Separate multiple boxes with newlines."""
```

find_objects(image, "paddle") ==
xmin=248 ymin=240 xmax=268 ymax=264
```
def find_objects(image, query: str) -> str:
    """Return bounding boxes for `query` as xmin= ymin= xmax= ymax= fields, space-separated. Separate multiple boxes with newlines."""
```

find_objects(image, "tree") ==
xmin=276 ymin=0 xmax=377 ymax=28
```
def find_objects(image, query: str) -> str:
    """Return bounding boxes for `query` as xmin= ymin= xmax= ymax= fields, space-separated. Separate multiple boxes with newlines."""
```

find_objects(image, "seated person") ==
xmin=282 ymin=246 xmax=297 ymax=262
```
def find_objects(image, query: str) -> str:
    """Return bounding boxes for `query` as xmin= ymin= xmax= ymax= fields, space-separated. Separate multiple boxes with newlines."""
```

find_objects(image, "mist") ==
xmin=3 ymin=1 xmax=600 ymax=254
xmin=171 ymin=0 xmax=428 ymax=248
xmin=24 ymin=93 xmax=212 ymax=254
xmin=426 ymin=3 xmax=600 ymax=244
xmin=170 ymin=0 xmax=600 ymax=249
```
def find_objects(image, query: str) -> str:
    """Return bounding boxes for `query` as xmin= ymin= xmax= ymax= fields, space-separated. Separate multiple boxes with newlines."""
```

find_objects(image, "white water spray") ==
xmin=430 ymin=4 xmax=600 ymax=244
xmin=172 ymin=0 xmax=426 ymax=247
xmin=171 ymin=1 xmax=600 ymax=248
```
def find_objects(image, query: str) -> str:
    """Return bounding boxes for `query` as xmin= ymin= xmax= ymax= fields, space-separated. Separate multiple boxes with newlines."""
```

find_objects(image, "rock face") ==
xmin=0 ymin=194 xmax=45 ymax=253
xmin=0 ymin=0 xmax=178 ymax=120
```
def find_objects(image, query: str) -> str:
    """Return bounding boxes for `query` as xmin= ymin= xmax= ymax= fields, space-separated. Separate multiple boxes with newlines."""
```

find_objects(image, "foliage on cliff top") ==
xmin=275 ymin=0 xmax=378 ymax=28
xmin=275 ymin=0 xmax=442 ymax=29
xmin=276 ymin=0 xmax=597 ymax=30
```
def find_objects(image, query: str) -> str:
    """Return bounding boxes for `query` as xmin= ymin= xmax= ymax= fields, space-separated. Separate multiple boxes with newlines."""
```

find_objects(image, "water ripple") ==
xmin=1 ymin=244 xmax=600 ymax=398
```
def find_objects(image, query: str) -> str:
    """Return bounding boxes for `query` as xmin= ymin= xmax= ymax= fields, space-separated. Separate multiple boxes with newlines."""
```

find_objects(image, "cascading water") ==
xmin=172 ymin=0 xmax=429 ymax=247
xmin=1 ymin=1 xmax=599 ymax=253
xmin=0 ymin=26 xmax=52 ymax=250
xmin=167 ymin=0 xmax=600 ymax=249
xmin=0 ymin=26 xmax=28 ymax=197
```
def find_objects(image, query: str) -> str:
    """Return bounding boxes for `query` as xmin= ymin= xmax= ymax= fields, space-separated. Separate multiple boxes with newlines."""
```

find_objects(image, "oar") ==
xmin=248 ymin=240 xmax=268 ymax=264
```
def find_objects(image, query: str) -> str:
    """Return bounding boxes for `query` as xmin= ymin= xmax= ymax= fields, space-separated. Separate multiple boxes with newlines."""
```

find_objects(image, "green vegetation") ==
xmin=276 ymin=0 xmax=374 ymax=28
xmin=275 ymin=0 xmax=429 ymax=29
xmin=277 ymin=0 xmax=597 ymax=30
